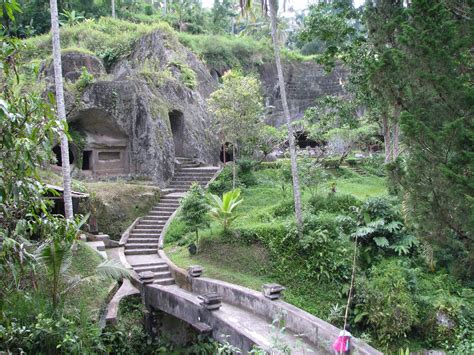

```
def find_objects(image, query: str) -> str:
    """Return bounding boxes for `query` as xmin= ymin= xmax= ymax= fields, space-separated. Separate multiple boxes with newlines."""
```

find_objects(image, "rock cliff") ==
xmin=48 ymin=30 xmax=219 ymax=187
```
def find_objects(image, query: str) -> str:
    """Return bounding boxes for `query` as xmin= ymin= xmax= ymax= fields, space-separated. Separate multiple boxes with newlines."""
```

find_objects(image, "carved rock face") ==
xmin=44 ymin=32 xmax=219 ymax=186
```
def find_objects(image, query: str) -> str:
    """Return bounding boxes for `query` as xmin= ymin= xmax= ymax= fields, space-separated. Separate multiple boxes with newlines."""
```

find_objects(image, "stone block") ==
xmin=262 ymin=283 xmax=285 ymax=300
xmin=139 ymin=271 xmax=155 ymax=284
xmin=198 ymin=292 xmax=222 ymax=311
xmin=187 ymin=265 xmax=203 ymax=278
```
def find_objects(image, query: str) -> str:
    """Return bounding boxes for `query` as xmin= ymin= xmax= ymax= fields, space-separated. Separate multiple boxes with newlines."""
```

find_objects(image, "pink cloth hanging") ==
xmin=332 ymin=335 xmax=350 ymax=352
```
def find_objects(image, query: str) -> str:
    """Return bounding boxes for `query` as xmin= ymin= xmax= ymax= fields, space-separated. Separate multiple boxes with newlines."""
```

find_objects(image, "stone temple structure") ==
xmin=44 ymin=29 xmax=347 ymax=185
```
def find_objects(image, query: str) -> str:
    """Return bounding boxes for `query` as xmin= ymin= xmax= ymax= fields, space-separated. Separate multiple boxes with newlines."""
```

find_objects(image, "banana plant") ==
xmin=208 ymin=189 xmax=243 ymax=231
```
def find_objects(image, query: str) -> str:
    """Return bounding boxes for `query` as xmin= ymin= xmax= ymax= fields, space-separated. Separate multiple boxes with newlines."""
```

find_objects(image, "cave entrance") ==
xmin=52 ymin=145 xmax=74 ymax=166
xmin=220 ymin=142 xmax=234 ymax=163
xmin=295 ymin=131 xmax=318 ymax=149
xmin=82 ymin=150 xmax=92 ymax=170
xmin=169 ymin=110 xmax=185 ymax=157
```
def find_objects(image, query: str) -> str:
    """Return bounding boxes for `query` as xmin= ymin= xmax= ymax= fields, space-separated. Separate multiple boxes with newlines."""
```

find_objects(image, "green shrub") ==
xmin=75 ymin=66 xmax=94 ymax=91
xmin=346 ymin=157 xmax=359 ymax=166
xmin=208 ymin=166 xmax=236 ymax=195
xmin=234 ymin=215 xmax=352 ymax=285
xmin=168 ymin=60 xmax=197 ymax=89
xmin=309 ymin=193 xmax=361 ymax=214
xmin=238 ymin=158 xmax=258 ymax=187
xmin=322 ymin=158 xmax=340 ymax=168
xmin=354 ymin=259 xmax=419 ymax=349
xmin=0 ymin=311 xmax=105 ymax=354
xmin=360 ymin=154 xmax=386 ymax=177
xmin=234 ymin=222 xmax=288 ymax=247
xmin=164 ymin=218 xmax=188 ymax=244
xmin=177 ymin=33 xmax=273 ymax=70
xmin=271 ymin=198 xmax=295 ymax=217
xmin=259 ymin=160 xmax=284 ymax=169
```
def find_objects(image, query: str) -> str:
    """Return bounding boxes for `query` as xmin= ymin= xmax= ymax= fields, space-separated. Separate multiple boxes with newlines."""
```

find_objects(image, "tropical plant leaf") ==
xmin=96 ymin=259 xmax=132 ymax=281
xmin=385 ymin=220 xmax=402 ymax=233
xmin=373 ymin=236 xmax=390 ymax=248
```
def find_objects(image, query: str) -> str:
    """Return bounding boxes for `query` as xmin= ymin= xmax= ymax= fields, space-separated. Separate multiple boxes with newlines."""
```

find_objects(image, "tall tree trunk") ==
xmin=269 ymin=0 xmax=303 ymax=234
xmin=50 ymin=0 xmax=74 ymax=220
xmin=163 ymin=0 xmax=167 ymax=15
xmin=111 ymin=0 xmax=116 ymax=18
xmin=392 ymin=103 xmax=400 ymax=160
xmin=382 ymin=111 xmax=392 ymax=164
xmin=232 ymin=144 xmax=237 ymax=189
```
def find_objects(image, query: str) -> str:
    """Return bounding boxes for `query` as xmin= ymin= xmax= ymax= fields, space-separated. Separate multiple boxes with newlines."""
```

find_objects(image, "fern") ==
xmin=374 ymin=237 xmax=390 ymax=248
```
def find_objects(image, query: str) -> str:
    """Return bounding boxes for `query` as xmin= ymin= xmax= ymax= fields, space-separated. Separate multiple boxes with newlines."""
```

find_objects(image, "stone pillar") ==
xmin=187 ymin=265 xmax=203 ymax=278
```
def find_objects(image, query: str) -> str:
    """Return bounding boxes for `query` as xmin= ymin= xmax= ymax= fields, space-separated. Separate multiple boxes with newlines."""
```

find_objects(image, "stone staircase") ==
xmin=168 ymin=157 xmax=220 ymax=192
xmin=124 ymin=157 xmax=219 ymax=285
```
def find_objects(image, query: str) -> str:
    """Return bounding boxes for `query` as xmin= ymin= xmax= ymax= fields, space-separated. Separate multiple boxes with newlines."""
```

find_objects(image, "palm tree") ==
xmin=242 ymin=0 xmax=303 ymax=233
xmin=49 ymin=0 xmax=74 ymax=220
xmin=37 ymin=240 xmax=131 ymax=310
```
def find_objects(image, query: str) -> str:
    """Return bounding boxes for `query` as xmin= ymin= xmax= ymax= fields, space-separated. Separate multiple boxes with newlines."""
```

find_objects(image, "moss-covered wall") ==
xmin=81 ymin=182 xmax=161 ymax=240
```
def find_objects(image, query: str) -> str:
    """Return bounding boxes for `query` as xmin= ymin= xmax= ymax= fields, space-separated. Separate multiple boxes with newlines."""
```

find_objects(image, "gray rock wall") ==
xmin=258 ymin=61 xmax=348 ymax=127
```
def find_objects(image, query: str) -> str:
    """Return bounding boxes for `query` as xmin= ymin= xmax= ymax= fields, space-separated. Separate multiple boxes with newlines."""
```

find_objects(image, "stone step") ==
xmin=167 ymin=188 xmax=189 ymax=192
xmin=179 ymin=167 xmax=219 ymax=171
xmin=151 ymin=206 xmax=177 ymax=211
xmin=153 ymin=278 xmax=175 ymax=286
xmin=169 ymin=181 xmax=205 ymax=186
xmin=178 ymin=163 xmax=201 ymax=168
xmin=130 ymin=232 xmax=161 ymax=237
xmin=138 ymin=224 xmax=165 ymax=228
xmin=131 ymin=226 xmax=162 ymax=234
xmin=174 ymin=170 xmax=217 ymax=176
xmin=176 ymin=157 xmax=194 ymax=162
xmin=130 ymin=260 xmax=168 ymax=267
xmin=135 ymin=225 xmax=160 ymax=229
xmin=133 ymin=264 xmax=169 ymax=273
xmin=142 ymin=216 xmax=168 ymax=220
xmin=126 ymin=238 xmax=159 ymax=243
xmin=156 ymin=202 xmax=180 ymax=206
xmin=124 ymin=248 xmax=157 ymax=255
xmin=156 ymin=196 xmax=181 ymax=206
xmin=172 ymin=175 xmax=208 ymax=181
xmin=174 ymin=172 xmax=217 ymax=177
xmin=143 ymin=214 xmax=169 ymax=219
xmin=148 ymin=212 xmax=173 ymax=217
xmin=154 ymin=271 xmax=173 ymax=279
xmin=125 ymin=243 xmax=158 ymax=249
xmin=140 ymin=219 xmax=167 ymax=224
